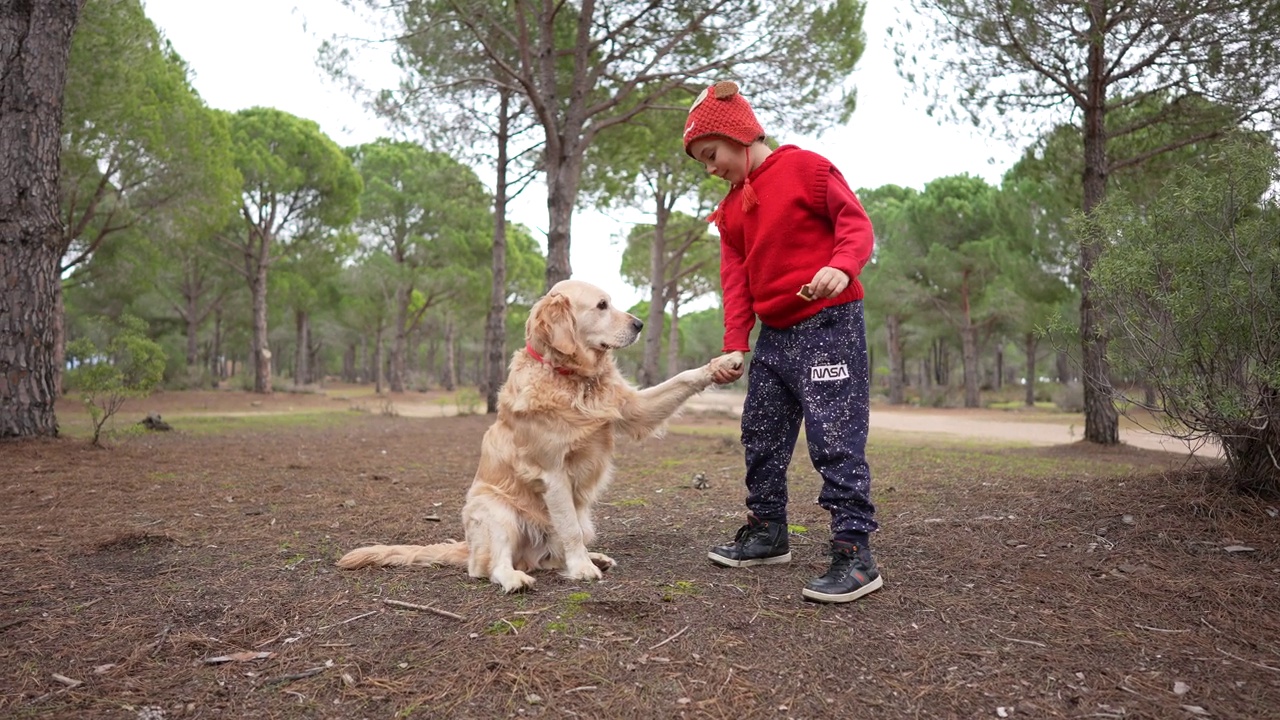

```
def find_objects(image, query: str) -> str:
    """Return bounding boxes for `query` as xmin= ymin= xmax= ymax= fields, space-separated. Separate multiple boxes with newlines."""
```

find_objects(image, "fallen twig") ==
xmin=563 ymin=685 xmax=597 ymax=694
xmin=1218 ymin=647 xmax=1280 ymax=673
xmin=382 ymin=598 xmax=466 ymax=621
xmin=149 ymin=624 xmax=172 ymax=657
xmin=204 ymin=651 xmax=275 ymax=664
xmin=51 ymin=674 xmax=83 ymax=688
xmin=1135 ymin=624 xmax=1189 ymax=634
xmin=993 ymin=633 xmax=1047 ymax=648
xmin=0 ymin=618 xmax=28 ymax=633
xmin=319 ymin=609 xmax=379 ymax=631
xmin=648 ymin=625 xmax=690 ymax=651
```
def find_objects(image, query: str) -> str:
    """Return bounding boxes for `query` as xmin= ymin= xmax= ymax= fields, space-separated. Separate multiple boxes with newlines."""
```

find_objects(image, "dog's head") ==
xmin=526 ymin=279 xmax=643 ymax=374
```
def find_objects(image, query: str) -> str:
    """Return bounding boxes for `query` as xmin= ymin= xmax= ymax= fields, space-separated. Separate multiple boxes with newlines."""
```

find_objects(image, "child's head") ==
xmin=682 ymin=81 xmax=765 ymax=160
xmin=683 ymin=81 xmax=766 ymax=211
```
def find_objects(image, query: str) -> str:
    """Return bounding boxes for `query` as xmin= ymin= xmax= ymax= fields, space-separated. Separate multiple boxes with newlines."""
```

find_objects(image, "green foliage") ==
xmin=348 ymin=139 xmax=493 ymax=311
xmin=66 ymin=316 xmax=167 ymax=446
xmin=62 ymin=0 xmax=239 ymax=269
xmin=228 ymin=107 xmax=363 ymax=234
xmin=1087 ymin=139 xmax=1280 ymax=492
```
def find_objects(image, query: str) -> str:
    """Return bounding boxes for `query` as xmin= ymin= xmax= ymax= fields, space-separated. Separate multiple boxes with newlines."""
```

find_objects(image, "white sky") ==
xmin=141 ymin=0 xmax=1023 ymax=309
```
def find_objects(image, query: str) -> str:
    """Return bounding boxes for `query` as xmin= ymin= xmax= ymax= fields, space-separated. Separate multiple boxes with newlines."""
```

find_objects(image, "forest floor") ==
xmin=2 ymin=387 xmax=1276 ymax=719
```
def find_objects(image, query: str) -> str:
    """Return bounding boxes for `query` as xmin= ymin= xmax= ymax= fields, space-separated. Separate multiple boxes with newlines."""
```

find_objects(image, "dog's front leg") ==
xmin=618 ymin=354 xmax=740 ymax=436
xmin=541 ymin=472 xmax=603 ymax=582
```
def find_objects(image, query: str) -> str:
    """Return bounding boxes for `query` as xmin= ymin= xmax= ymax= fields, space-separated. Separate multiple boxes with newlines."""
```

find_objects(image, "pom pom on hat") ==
xmin=682 ymin=81 xmax=765 ymax=157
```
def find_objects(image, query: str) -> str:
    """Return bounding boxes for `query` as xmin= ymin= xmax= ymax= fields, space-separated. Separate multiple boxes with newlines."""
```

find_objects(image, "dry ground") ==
xmin=1 ymin=389 xmax=1277 ymax=720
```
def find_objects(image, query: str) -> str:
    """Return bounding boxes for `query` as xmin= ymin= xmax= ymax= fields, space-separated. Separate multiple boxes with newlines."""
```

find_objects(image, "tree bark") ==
xmin=666 ymin=295 xmax=681 ymax=378
xmin=1024 ymin=331 xmax=1038 ymax=407
xmin=371 ymin=324 xmax=383 ymax=394
xmin=249 ymin=254 xmax=271 ymax=393
xmin=484 ymin=87 xmax=512 ymax=413
xmin=886 ymin=314 xmax=905 ymax=405
xmin=543 ymin=163 xmax=577 ymax=288
xmin=1078 ymin=1 xmax=1120 ymax=444
xmin=961 ymin=323 xmax=980 ymax=408
xmin=293 ymin=309 xmax=310 ymax=386
xmin=642 ymin=196 xmax=670 ymax=388
xmin=185 ymin=291 xmax=200 ymax=368
xmin=390 ymin=285 xmax=409 ymax=392
xmin=0 ymin=0 xmax=83 ymax=437
xmin=442 ymin=318 xmax=456 ymax=391
xmin=343 ymin=342 xmax=356 ymax=383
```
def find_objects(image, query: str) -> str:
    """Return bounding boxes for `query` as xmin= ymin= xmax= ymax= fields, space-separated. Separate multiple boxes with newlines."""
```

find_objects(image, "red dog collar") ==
xmin=525 ymin=343 xmax=575 ymax=375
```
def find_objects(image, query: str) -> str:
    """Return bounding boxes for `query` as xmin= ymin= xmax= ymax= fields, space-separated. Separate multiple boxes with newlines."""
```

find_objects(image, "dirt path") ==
xmin=147 ymin=385 xmax=1217 ymax=458
xmin=680 ymin=390 xmax=1220 ymax=457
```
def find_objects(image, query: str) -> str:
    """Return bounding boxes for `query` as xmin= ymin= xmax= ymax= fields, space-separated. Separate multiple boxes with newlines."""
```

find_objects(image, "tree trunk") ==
xmin=52 ymin=282 xmax=66 ymax=396
xmin=343 ymin=342 xmax=356 ymax=383
xmin=250 ymin=257 xmax=272 ymax=393
xmin=293 ymin=309 xmax=309 ymax=386
xmin=886 ymin=314 xmax=905 ymax=405
xmin=961 ymin=324 xmax=980 ymax=408
xmin=642 ymin=197 xmax=670 ymax=388
xmin=372 ymin=323 xmax=383 ymax=394
xmin=666 ymin=294 xmax=681 ymax=378
xmin=1079 ymin=1 xmax=1120 ymax=444
xmin=1024 ymin=332 xmax=1038 ymax=407
xmin=0 ymin=1 xmax=82 ymax=437
xmin=542 ymin=135 xmax=584 ymax=289
xmin=995 ymin=344 xmax=1004 ymax=390
xmin=185 ymin=292 xmax=200 ymax=368
xmin=210 ymin=308 xmax=223 ymax=382
xmin=484 ymin=86 xmax=512 ymax=413
xmin=442 ymin=318 xmax=457 ymax=391
xmin=390 ymin=285 xmax=409 ymax=392
xmin=933 ymin=338 xmax=949 ymax=387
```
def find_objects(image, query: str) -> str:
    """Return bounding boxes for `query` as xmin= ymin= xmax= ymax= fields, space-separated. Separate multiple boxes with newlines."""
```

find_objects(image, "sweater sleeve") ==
xmin=719 ymin=231 xmax=755 ymax=353
xmin=824 ymin=166 xmax=875 ymax=280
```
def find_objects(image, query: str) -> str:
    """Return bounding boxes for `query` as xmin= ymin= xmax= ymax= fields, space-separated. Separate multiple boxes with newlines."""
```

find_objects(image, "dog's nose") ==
xmin=631 ymin=317 xmax=644 ymax=332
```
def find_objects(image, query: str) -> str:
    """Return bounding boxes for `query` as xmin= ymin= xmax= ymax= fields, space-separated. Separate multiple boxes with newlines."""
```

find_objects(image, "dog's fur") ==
xmin=337 ymin=279 xmax=737 ymax=592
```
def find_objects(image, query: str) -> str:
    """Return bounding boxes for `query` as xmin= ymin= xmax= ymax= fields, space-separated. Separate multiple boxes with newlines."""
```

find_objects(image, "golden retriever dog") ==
xmin=337 ymin=279 xmax=738 ymax=592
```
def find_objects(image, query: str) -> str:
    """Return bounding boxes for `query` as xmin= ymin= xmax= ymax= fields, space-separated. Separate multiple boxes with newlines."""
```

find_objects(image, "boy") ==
xmin=684 ymin=81 xmax=881 ymax=603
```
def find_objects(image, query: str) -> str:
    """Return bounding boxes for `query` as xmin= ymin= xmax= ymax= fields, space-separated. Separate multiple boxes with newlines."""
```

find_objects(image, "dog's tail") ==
xmin=336 ymin=541 xmax=469 ymax=569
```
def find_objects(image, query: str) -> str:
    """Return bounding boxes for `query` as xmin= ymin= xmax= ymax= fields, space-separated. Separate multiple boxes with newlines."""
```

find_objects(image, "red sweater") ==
xmin=714 ymin=145 xmax=875 ymax=352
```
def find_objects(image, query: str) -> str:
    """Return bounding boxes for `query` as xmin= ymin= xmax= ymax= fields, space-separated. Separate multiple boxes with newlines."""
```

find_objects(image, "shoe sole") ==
xmin=801 ymin=574 xmax=884 ymax=603
xmin=707 ymin=551 xmax=792 ymax=568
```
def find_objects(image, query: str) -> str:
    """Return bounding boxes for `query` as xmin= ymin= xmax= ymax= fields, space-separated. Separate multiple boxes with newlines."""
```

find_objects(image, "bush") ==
xmin=66 ymin=316 xmax=167 ymax=446
xmin=1087 ymin=139 xmax=1280 ymax=493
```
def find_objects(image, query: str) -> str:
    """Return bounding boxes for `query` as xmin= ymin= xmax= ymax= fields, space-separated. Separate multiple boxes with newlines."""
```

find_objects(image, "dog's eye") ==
xmin=596 ymin=299 xmax=608 ymax=311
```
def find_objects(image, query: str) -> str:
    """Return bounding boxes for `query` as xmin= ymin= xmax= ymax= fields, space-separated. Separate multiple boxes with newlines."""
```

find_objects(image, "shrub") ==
xmin=66 ymin=316 xmax=167 ymax=446
xmin=1087 ymin=139 xmax=1280 ymax=493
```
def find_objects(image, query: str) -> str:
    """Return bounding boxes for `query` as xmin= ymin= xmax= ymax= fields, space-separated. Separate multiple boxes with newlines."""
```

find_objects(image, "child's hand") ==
xmin=806 ymin=267 xmax=851 ymax=299
xmin=709 ymin=352 xmax=745 ymax=384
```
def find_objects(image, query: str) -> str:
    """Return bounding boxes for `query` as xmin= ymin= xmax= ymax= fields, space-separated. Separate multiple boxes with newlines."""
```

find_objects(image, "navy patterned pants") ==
xmin=740 ymin=301 xmax=878 ymax=537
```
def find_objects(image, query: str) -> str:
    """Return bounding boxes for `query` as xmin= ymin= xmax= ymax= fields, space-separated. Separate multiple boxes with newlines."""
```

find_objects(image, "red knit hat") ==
xmin=683 ymin=81 xmax=765 ymax=213
xmin=682 ymin=81 xmax=764 ymax=156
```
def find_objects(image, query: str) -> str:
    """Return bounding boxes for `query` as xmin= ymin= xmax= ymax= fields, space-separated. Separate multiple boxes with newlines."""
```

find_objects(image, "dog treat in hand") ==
xmin=797 ymin=283 xmax=817 ymax=301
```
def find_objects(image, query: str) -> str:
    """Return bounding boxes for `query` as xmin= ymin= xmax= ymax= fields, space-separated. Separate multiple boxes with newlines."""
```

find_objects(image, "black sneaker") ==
xmin=802 ymin=540 xmax=883 ymax=603
xmin=708 ymin=515 xmax=791 ymax=567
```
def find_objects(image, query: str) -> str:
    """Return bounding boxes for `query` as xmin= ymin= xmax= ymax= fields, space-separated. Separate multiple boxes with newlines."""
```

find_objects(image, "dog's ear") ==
xmin=528 ymin=292 xmax=580 ymax=357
